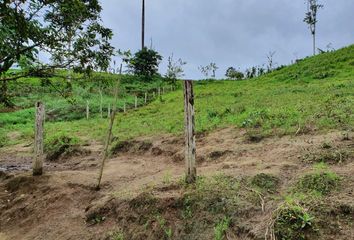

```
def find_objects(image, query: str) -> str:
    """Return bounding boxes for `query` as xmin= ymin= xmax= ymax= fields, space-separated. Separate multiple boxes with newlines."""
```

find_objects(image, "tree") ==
xmin=304 ymin=0 xmax=323 ymax=56
xmin=266 ymin=51 xmax=276 ymax=73
xmin=0 ymin=0 xmax=114 ymax=106
xmin=198 ymin=62 xmax=218 ymax=79
xmin=127 ymin=47 xmax=162 ymax=80
xmin=165 ymin=54 xmax=187 ymax=85
xmin=225 ymin=67 xmax=244 ymax=80
xmin=209 ymin=63 xmax=218 ymax=78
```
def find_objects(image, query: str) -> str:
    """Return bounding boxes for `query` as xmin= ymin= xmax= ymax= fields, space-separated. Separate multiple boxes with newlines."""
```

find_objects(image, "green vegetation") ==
xmin=44 ymin=134 xmax=81 ymax=161
xmin=295 ymin=165 xmax=340 ymax=196
xmin=274 ymin=201 xmax=316 ymax=240
xmin=183 ymin=174 xmax=240 ymax=215
xmin=1 ymin=45 xmax=353 ymax=147
xmin=214 ymin=217 xmax=230 ymax=240
xmin=110 ymin=231 xmax=124 ymax=240
xmin=156 ymin=215 xmax=173 ymax=239
xmin=251 ymin=173 xmax=280 ymax=193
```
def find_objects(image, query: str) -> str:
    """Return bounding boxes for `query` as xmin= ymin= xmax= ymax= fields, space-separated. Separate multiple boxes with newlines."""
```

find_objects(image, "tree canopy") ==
xmin=127 ymin=47 xmax=162 ymax=80
xmin=0 ymin=0 xmax=114 ymax=80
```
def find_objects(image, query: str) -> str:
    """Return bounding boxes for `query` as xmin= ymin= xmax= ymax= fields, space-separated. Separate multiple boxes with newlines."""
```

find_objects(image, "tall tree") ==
xmin=127 ymin=47 xmax=162 ymax=80
xmin=141 ymin=0 xmax=145 ymax=49
xmin=304 ymin=0 xmax=323 ymax=55
xmin=0 ymin=0 xmax=114 ymax=106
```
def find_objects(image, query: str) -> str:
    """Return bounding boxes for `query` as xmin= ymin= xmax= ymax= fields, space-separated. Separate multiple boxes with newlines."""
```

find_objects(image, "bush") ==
xmin=296 ymin=169 xmax=340 ymax=196
xmin=44 ymin=134 xmax=81 ymax=161
xmin=274 ymin=202 xmax=316 ymax=240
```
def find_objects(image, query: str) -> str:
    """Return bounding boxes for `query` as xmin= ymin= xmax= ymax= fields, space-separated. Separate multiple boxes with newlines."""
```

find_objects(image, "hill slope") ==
xmin=1 ymin=45 xmax=353 ymax=146
xmin=0 ymin=45 xmax=353 ymax=240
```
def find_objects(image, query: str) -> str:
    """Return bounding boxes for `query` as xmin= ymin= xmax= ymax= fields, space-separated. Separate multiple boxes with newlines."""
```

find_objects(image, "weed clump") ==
xmin=244 ymin=130 xmax=266 ymax=143
xmin=44 ymin=134 xmax=81 ymax=161
xmin=0 ymin=134 xmax=7 ymax=148
xmin=273 ymin=202 xmax=316 ymax=240
xmin=302 ymin=148 xmax=350 ymax=164
xmin=251 ymin=173 xmax=280 ymax=193
xmin=183 ymin=174 xmax=241 ymax=215
xmin=214 ymin=217 xmax=230 ymax=240
xmin=110 ymin=140 xmax=152 ymax=155
xmin=296 ymin=169 xmax=340 ymax=196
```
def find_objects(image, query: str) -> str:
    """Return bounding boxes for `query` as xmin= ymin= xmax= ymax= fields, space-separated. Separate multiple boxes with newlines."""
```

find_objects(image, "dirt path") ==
xmin=0 ymin=128 xmax=353 ymax=239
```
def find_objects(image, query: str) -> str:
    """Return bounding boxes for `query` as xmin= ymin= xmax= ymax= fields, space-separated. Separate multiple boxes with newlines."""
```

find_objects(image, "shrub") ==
xmin=296 ymin=170 xmax=340 ymax=196
xmin=274 ymin=202 xmax=316 ymax=240
xmin=44 ymin=134 xmax=81 ymax=161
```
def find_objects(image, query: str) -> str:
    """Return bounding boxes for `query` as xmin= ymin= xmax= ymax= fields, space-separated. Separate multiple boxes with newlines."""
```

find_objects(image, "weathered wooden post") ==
xmin=99 ymin=89 xmax=103 ymax=118
xmin=135 ymin=95 xmax=138 ymax=109
xmin=108 ymin=104 xmax=111 ymax=118
xmin=123 ymin=102 xmax=126 ymax=113
xmin=33 ymin=102 xmax=45 ymax=176
xmin=144 ymin=92 xmax=147 ymax=104
xmin=183 ymin=80 xmax=196 ymax=183
xmin=86 ymin=100 xmax=90 ymax=120
xmin=158 ymin=87 xmax=161 ymax=97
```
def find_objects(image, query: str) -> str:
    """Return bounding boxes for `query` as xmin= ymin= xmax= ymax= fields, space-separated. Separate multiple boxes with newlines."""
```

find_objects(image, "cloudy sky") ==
xmin=101 ymin=0 xmax=354 ymax=79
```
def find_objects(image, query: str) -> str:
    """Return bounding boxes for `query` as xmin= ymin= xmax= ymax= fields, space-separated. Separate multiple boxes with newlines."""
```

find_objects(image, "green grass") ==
xmin=1 ymin=45 xmax=353 ymax=146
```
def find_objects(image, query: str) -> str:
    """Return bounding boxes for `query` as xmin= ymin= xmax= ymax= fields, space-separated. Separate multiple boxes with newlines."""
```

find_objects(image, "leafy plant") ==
xmin=44 ymin=134 xmax=81 ymax=161
xmin=156 ymin=215 xmax=173 ymax=239
xmin=274 ymin=202 xmax=316 ymax=240
xmin=214 ymin=217 xmax=230 ymax=240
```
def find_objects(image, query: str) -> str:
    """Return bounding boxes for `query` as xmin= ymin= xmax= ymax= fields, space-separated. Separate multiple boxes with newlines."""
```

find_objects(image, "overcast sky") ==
xmin=100 ymin=0 xmax=354 ymax=79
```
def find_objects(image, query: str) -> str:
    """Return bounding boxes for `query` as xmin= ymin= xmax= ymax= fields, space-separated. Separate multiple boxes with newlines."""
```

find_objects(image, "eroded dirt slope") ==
xmin=0 ymin=128 xmax=353 ymax=239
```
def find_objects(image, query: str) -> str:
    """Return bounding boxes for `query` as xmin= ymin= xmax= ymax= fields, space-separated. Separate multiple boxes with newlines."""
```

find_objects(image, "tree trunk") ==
xmin=96 ymin=79 xmax=120 ymax=190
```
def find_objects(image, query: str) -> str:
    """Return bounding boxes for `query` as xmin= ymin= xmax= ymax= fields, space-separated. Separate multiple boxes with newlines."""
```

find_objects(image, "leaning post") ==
xmin=33 ymin=102 xmax=45 ymax=176
xmin=183 ymin=80 xmax=196 ymax=183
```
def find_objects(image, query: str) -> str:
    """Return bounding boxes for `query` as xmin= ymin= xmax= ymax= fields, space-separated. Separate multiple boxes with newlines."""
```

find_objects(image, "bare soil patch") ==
xmin=0 ymin=128 xmax=353 ymax=239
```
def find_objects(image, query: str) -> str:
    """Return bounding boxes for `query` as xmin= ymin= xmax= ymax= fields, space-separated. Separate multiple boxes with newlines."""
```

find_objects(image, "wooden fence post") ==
xmin=86 ymin=100 xmax=89 ymax=120
xmin=183 ymin=80 xmax=196 ymax=183
xmin=108 ymin=104 xmax=111 ymax=118
xmin=99 ymin=89 xmax=103 ymax=118
xmin=124 ymin=102 xmax=126 ymax=113
xmin=144 ymin=92 xmax=147 ymax=104
xmin=33 ymin=102 xmax=45 ymax=176
xmin=153 ymin=92 xmax=156 ymax=99
xmin=162 ymin=87 xmax=165 ymax=94
xmin=135 ymin=95 xmax=138 ymax=109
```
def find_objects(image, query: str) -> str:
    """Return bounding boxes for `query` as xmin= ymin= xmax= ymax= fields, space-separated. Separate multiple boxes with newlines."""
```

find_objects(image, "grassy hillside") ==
xmin=1 ymin=45 xmax=353 ymax=146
